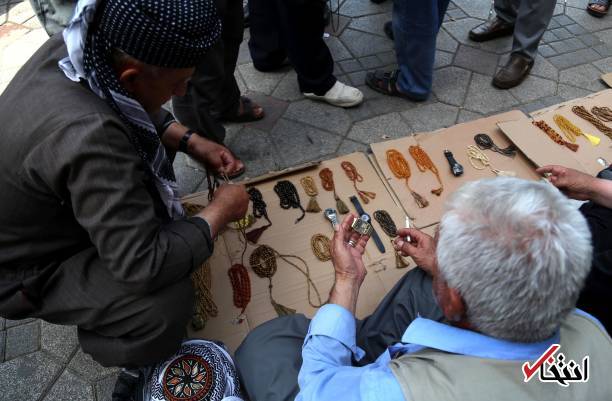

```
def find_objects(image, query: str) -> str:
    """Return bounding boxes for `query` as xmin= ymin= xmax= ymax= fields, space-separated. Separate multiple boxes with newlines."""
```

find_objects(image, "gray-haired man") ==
xmin=236 ymin=177 xmax=611 ymax=401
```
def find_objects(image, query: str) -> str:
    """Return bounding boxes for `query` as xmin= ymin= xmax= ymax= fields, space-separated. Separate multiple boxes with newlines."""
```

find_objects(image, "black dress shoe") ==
xmin=384 ymin=21 xmax=393 ymax=40
xmin=469 ymin=16 xmax=514 ymax=42
xmin=492 ymin=53 xmax=534 ymax=89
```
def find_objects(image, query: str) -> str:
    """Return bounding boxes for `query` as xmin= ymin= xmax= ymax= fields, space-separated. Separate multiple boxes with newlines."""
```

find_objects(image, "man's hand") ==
xmin=394 ymin=228 xmax=437 ymax=275
xmin=329 ymin=214 xmax=370 ymax=314
xmin=188 ymin=135 xmax=244 ymax=177
xmin=536 ymin=165 xmax=596 ymax=201
xmin=198 ymin=184 xmax=249 ymax=237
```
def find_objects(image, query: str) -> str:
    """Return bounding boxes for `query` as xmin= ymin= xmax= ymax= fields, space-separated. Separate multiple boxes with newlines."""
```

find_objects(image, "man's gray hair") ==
xmin=436 ymin=177 xmax=592 ymax=343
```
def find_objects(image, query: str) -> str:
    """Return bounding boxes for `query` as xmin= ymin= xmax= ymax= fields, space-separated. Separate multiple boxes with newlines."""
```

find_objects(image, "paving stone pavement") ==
xmin=1 ymin=0 xmax=612 ymax=398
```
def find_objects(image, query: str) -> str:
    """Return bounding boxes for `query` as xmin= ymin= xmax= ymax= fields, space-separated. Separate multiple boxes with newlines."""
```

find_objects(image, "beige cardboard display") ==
xmin=184 ymin=152 xmax=424 ymax=353
xmin=499 ymin=89 xmax=612 ymax=176
xmin=371 ymin=110 xmax=540 ymax=229
xmin=602 ymin=73 xmax=612 ymax=88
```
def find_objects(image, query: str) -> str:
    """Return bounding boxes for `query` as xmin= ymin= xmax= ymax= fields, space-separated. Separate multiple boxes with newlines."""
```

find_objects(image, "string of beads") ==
xmin=249 ymin=244 xmax=324 ymax=316
xmin=191 ymin=261 xmax=219 ymax=330
xmin=319 ymin=167 xmax=349 ymax=214
xmin=386 ymin=149 xmax=429 ymax=208
xmin=572 ymin=106 xmax=612 ymax=140
xmin=373 ymin=210 xmax=409 ymax=269
xmin=466 ymin=145 xmax=516 ymax=176
xmin=245 ymin=187 xmax=272 ymax=243
xmin=182 ymin=202 xmax=205 ymax=217
xmin=341 ymin=161 xmax=376 ymax=204
xmin=310 ymin=234 xmax=332 ymax=262
xmin=532 ymin=120 xmax=579 ymax=152
xmin=553 ymin=114 xmax=600 ymax=146
xmin=408 ymin=145 xmax=443 ymax=196
xmin=274 ymin=180 xmax=305 ymax=223
xmin=474 ymin=133 xmax=516 ymax=157
xmin=300 ymin=176 xmax=322 ymax=213
xmin=228 ymin=263 xmax=251 ymax=317
xmin=591 ymin=106 xmax=612 ymax=122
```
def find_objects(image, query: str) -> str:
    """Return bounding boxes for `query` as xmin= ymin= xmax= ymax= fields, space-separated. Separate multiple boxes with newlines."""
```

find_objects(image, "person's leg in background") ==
xmin=366 ymin=0 xmax=450 ymax=101
xmin=248 ymin=0 xmax=287 ymax=72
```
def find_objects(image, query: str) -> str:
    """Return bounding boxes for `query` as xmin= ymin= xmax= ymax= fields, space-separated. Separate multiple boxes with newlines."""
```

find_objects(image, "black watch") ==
xmin=179 ymin=130 xmax=196 ymax=154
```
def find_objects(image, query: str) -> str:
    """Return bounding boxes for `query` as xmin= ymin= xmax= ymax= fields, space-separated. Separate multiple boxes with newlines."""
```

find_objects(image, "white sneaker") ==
xmin=303 ymin=81 xmax=364 ymax=108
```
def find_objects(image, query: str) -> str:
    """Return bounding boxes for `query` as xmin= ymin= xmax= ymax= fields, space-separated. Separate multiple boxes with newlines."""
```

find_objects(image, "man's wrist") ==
xmin=329 ymin=276 xmax=362 ymax=314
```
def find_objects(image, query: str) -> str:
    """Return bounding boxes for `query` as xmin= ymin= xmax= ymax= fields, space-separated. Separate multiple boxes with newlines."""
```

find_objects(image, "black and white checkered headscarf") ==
xmin=59 ymin=0 xmax=221 ymax=218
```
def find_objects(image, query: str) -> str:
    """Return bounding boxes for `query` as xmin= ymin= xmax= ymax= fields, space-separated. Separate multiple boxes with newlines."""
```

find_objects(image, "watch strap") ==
xmin=179 ymin=129 xmax=195 ymax=154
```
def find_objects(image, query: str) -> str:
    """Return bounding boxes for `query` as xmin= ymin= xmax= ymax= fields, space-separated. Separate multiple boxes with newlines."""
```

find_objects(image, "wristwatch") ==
xmin=349 ymin=196 xmax=386 ymax=254
xmin=179 ymin=129 xmax=196 ymax=154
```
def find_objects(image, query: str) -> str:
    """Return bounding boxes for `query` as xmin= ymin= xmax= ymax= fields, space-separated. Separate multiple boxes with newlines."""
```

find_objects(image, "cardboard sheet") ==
xmin=602 ymin=73 xmax=612 ymax=88
xmin=499 ymin=89 xmax=612 ymax=176
xmin=186 ymin=152 xmax=423 ymax=353
xmin=371 ymin=110 xmax=539 ymax=228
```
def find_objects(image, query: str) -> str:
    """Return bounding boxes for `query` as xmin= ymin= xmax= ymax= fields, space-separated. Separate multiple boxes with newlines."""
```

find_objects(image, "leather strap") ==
xmin=179 ymin=129 xmax=195 ymax=154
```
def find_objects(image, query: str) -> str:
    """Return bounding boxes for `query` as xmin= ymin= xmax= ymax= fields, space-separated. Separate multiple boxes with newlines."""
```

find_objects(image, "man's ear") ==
xmin=437 ymin=279 xmax=469 ymax=326
xmin=117 ymin=67 xmax=141 ymax=94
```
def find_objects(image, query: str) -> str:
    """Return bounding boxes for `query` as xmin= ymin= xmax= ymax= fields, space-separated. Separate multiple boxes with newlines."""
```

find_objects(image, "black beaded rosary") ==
xmin=274 ymin=180 xmax=305 ymax=224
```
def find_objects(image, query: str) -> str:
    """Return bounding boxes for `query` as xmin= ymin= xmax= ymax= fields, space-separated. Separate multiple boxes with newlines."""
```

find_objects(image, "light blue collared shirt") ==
xmin=296 ymin=304 xmax=599 ymax=401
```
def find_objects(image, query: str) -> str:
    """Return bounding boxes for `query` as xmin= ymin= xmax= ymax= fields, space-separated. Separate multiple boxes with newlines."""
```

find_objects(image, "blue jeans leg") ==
xmin=393 ymin=0 xmax=451 ymax=99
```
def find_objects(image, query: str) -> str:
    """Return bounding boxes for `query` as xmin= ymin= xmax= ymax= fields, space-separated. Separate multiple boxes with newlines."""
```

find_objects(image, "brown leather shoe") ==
xmin=492 ymin=53 xmax=534 ymax=89
xmin=469 ymin=17 xmax=514 ymax=42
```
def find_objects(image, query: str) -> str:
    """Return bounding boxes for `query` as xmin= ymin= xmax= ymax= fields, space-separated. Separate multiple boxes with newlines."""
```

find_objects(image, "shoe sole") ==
xmin=303 ymin=94 xmax=364 ymax=108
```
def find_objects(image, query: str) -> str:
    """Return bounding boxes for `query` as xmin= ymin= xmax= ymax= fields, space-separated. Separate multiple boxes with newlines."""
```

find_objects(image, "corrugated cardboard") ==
xmin=499 ymin=89 xmax=612 ymax=176
xmin=602 ymin=73 xmax=612 ymax=88
xmin=371 ymin=110 xmax=540 ymax=228
xmin=186 ymin=152 xmax=426 ymax=353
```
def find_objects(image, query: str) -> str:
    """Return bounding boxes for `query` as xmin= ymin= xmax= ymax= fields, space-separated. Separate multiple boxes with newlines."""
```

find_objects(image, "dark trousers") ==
xmin=172 ymin=0 xmax=244 ymax=144
xmin=578 ymin=201 xmax=612 ymax=335
xmin=234 ymin=268 xmax=443 ymax=401
xmin=248 ymin=0 xmax=336 ymax=95
xmin=0 ymin=248 xmax=193 ymax=367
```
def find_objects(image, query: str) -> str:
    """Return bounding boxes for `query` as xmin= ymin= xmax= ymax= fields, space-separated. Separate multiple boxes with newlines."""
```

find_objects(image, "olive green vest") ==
xmin=390 ymin=313 xmax=612 ymax=401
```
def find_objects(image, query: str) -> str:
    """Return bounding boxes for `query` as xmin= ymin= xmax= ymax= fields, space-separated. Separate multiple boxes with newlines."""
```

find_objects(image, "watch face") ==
xmin=351 ymin=218 xmax=373 ymax=236
xmin=360 ymin=214 xmax=371 ymax=223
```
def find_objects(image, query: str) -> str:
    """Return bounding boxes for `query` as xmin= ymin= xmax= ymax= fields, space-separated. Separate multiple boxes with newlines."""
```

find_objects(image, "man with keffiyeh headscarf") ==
xmin=0 ymin=0 xmax=250 ymax=399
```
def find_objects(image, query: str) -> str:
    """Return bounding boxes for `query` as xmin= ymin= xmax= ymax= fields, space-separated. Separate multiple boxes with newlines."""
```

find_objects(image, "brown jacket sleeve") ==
xmin=23 ymin=112 xmax=212 ymax=293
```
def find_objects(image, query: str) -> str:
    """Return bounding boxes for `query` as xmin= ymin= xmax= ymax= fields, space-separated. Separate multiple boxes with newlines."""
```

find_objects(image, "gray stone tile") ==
xmin=347 ymin=112 xmax=411 ymax=142
xmin=509 ymin=75 xmax=557 ymax=103
xmin=565 ymin=23 xmax=587 ymax=35
xmin=566 ymin=6 xmax=612 ymax=32
xmin=455 ymin=0 xmax=492 ymax=20
xmin=284 ymin=99 xmax=352 ymax=135
xmin=5 ymin=320 xmax=39 ymax=360
xmin=550 ymin=28 xmax=573 ymax=40
xmin=594 ymin=44 xmax=612 ymax=58
xmin=594 ymin=57 xmax=612 ymax=73
xmin=243 ymin=93 xmax=289 ymax=132
xmin=41 ymin=321 xmax=78 ymax=364
xmin=578 ymin=33 xmax=604 ymax=47
xmin=0 ymin=317 xmax=4 ymax=330
xmin=434 ymin=50 xmax=454 ymax=69
xmin=347 ymin=70 xmax=369 ymax=87
xmin=223 ymin=127 xmax=281 ymax=180
xmin=0 ymin=330 xmax=5 ymax=362
xmin=596 ymin=28 xmax=612 ymax=45
xmin=237 ymin=63 xmax=289 ymax=95
xmin=559 ymin=64 xmax=606 ymax=91
xmin=456 ymin=109 xmax=484 ymax=124
xmin=401 ymin=103 xmax=459 ymax=132
xmin=519 ymin=95 xmax=565 ymax=114
xmin=272 ymin=70 xmax=303 ymax=102
xmin=269 ymin=119 xmax=341 ymax=166
xmin=432 ymin=66 xmax=471 ymax=106
xmin=95 ymin=374 xmax=118 ymax=401
xmin=548 ymin=48 xmax=600 ymax=69
xmin=326 ymin=15 xmax=352 ymax=37
xmin=237 ymin=40 xmax=251 ymax=66
xmin=479 ymin=35 xmax=513 ymax=54
xmin=4 ymin=318 xmax=35 ymax=328
xmin=0 ymin=352 xmax=61 ymax=401
xmin=464 ymin=73 xmax=519 ymax=114
xmin=538 ymin=44 xmax=557 ymax=58
xmin=43 ymin=370 xmax=95 ymax=401
xmin=340 ymin=28 xmax=394 ymax=58
xmin=339 ymin=0 xmax=392 ymax=18
xmin=67 ymin=349 xmax=120 ymax=382
xmin=453 ymin=45 xmax=499 ymax=76
xmin=437 ymin=28 xmax=459 ymax=53
xmin=175 ymin=153 xmax=206 ymax=196
xmin=359 ymin=55 xmax=384 ymax=69
xmin=443 ymin=17 xmax=483 ymax=46
xmin=377 ymin=51 xmax=396 ymax=65
xmin=367 ymin=94 xmax=419 ymax=115
xmin=336 ymin=138 xmax=370 ymax=155
xmin=542 ymin=30 xmax=559 ymax=44
xmin=447 ymin=7 xmax=467 ymax=20
xmin=530 ymin=55 xmax=559 ymax=81
xmin=348 ymin=12 xmax=391 ymax=37
xmin=326 ymin=36 xmax=353 ymax=61
xmin=344 ymin=101 xmax=377 ymax=122
xmin=553 ymin=14 xmax=574 ymax=26
xmin=549 ymin=37 xmax=585 ymax=54
xmin=557 ymin=83 xmax=593 ymax=101
xmin=339 ymin=59 xmax=362 ymax=73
